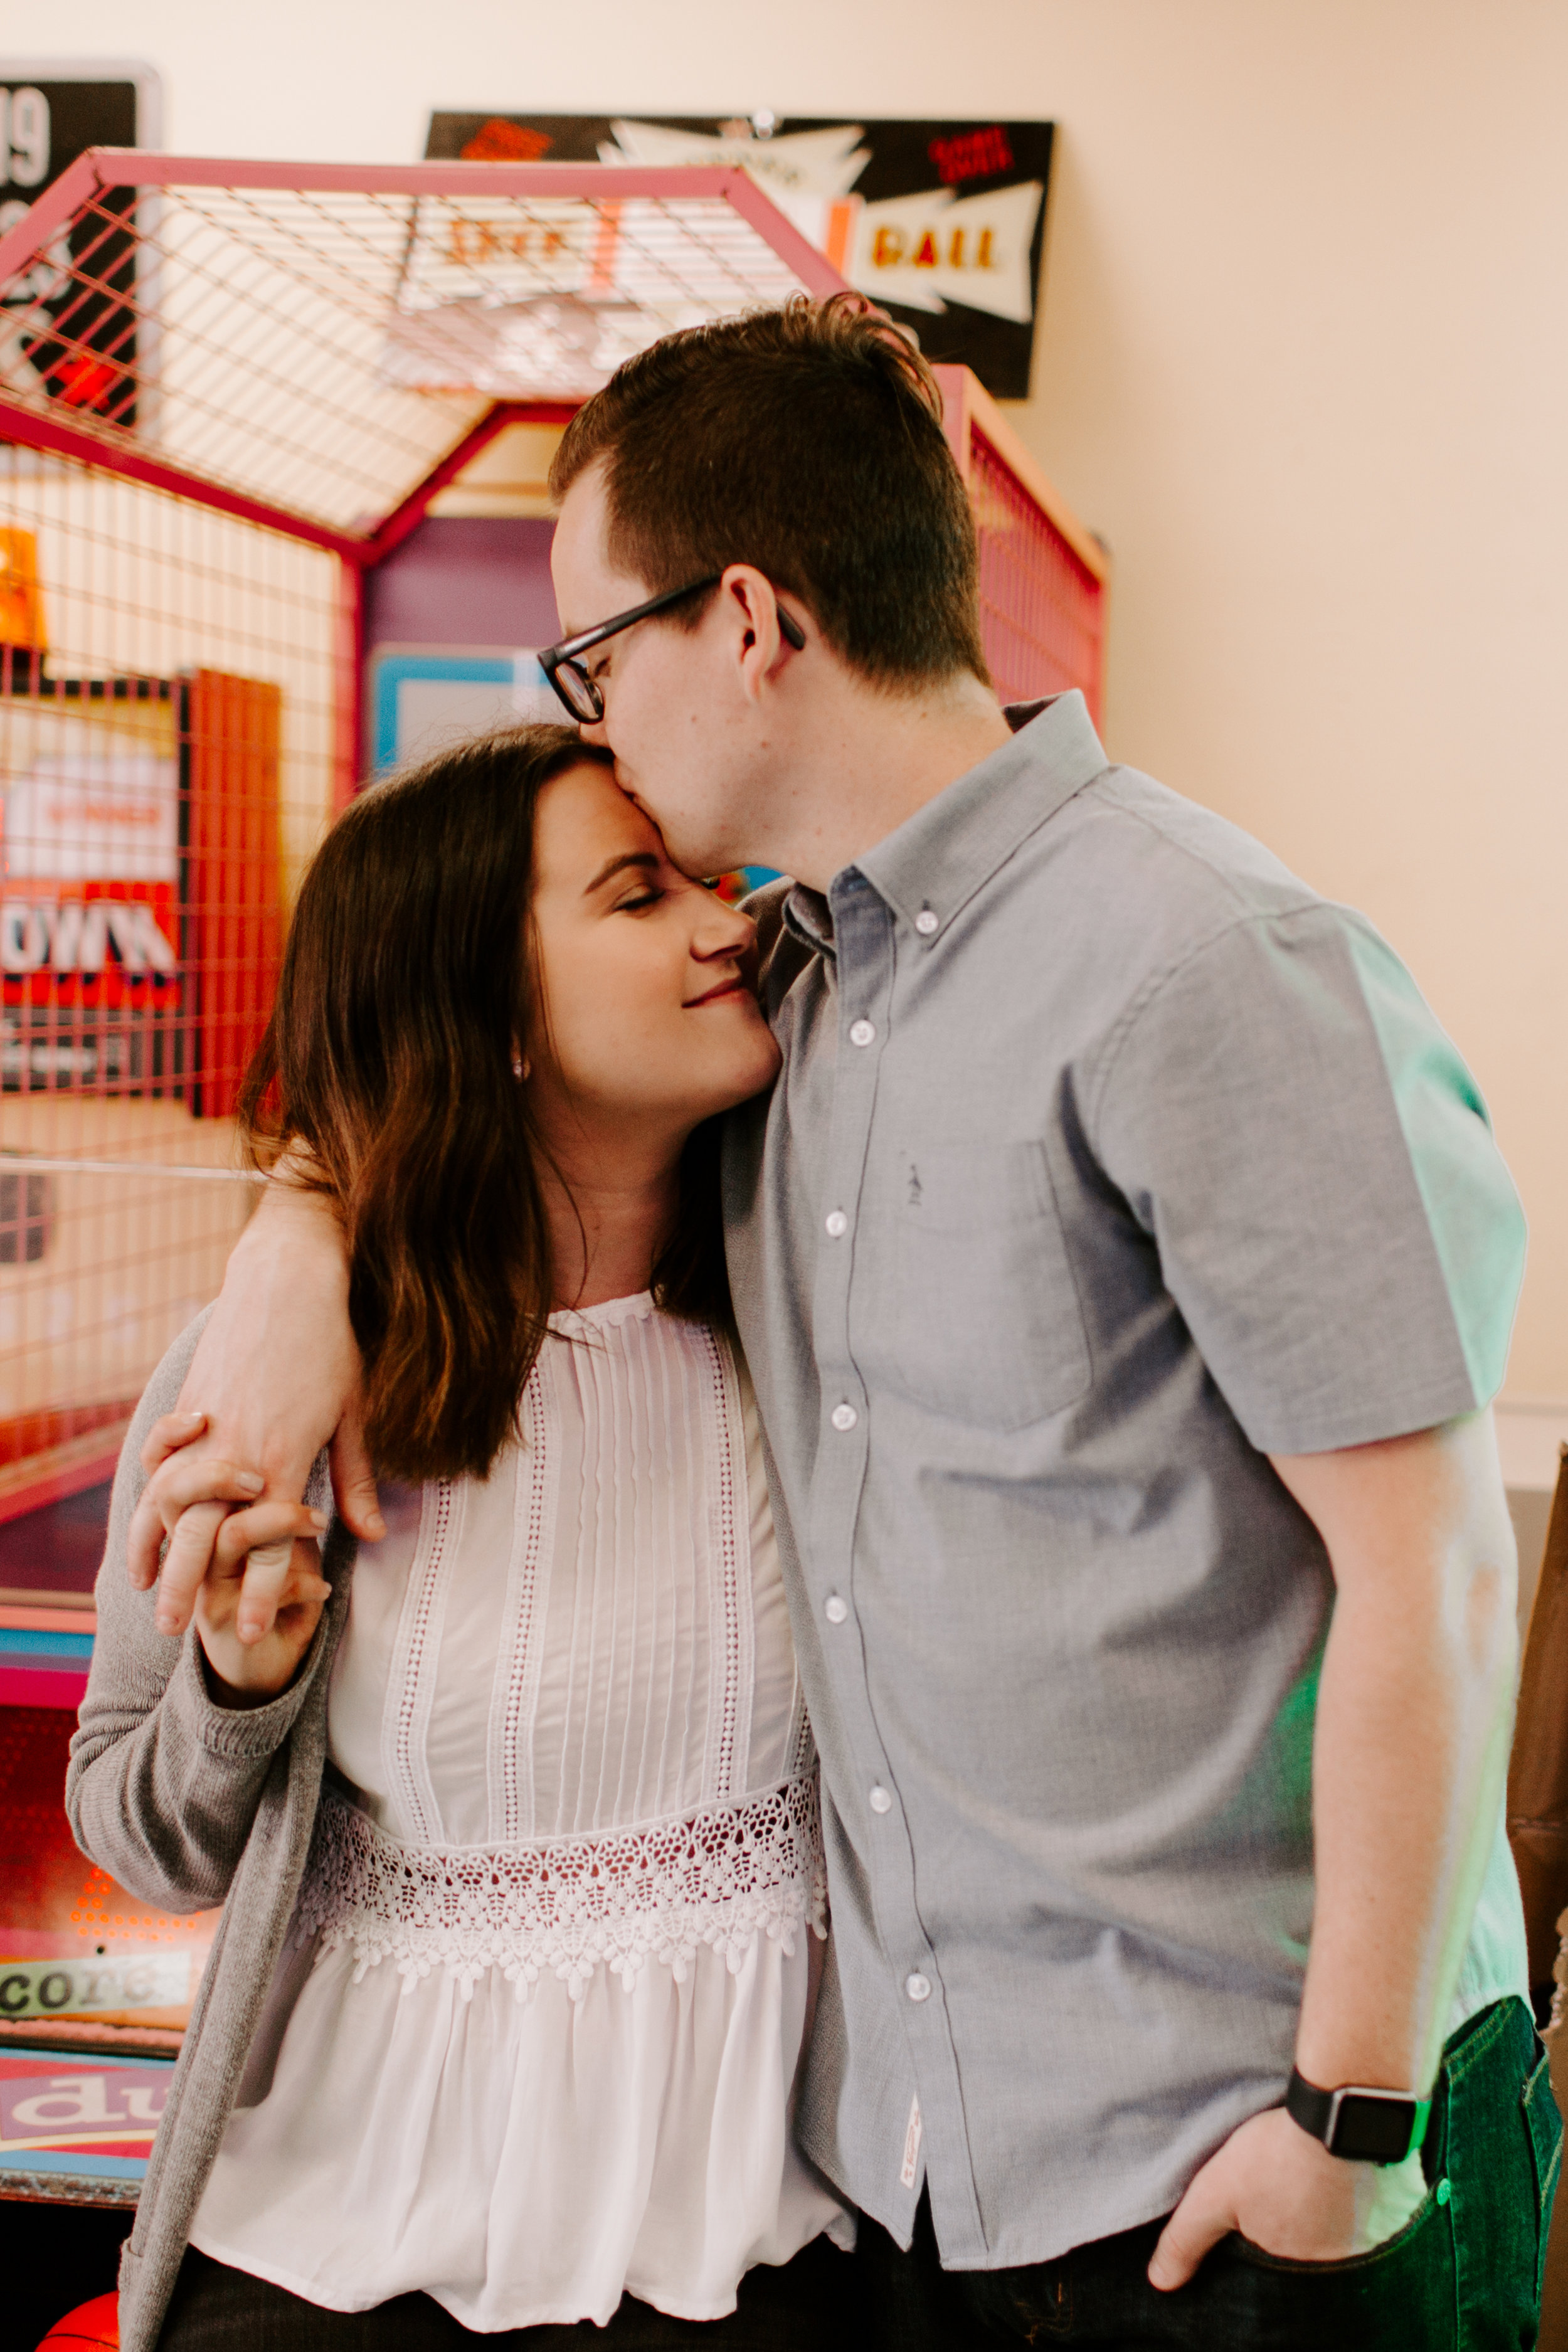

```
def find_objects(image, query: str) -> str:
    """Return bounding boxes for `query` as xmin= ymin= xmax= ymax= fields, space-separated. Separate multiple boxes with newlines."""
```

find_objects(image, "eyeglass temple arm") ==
xmin=542 ymin=586 xmax=807 ymax=672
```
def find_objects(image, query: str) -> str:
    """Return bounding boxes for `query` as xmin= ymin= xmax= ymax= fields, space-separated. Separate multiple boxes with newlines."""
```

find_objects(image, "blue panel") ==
xmin=0 ymin=1631 xmax=94 ymax=1660
xmin=370 ymin=652 xmax=516 ymax=776
xmin=2 ymin=2147 xmax=150 ymax=2181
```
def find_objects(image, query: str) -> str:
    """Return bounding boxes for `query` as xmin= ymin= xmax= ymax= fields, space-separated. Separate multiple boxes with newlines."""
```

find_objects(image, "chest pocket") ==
xmin=879 ymin=1142 xmax=1091 ymax=1431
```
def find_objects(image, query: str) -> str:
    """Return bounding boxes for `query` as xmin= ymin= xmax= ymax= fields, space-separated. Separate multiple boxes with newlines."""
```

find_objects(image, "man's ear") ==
xmin=721 ymin=564 xmax=795 ymax=704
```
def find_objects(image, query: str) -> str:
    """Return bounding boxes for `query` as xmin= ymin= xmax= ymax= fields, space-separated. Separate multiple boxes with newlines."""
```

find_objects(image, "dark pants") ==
xmin=857 ymin=1998 xmax=1561 ymax=2350
xmin=157 ymin=2233 xmax=867 ymax=2351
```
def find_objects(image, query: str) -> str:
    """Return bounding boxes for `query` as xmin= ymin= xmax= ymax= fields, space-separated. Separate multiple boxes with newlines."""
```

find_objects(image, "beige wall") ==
xmin=34 ymin=0 xmax=1568 ymax=1392
xmin=1015 ymin=3 xmax=1568 ymax=1404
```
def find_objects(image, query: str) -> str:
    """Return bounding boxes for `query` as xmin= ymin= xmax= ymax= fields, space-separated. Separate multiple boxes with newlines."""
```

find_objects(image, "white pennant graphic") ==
xmin=847 ymin=181 xmax=1044 ymax=323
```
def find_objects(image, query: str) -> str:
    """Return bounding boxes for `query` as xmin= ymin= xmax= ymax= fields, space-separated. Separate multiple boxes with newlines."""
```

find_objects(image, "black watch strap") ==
xmin=1285 ymin=2067 xmax=1431 ymax=2166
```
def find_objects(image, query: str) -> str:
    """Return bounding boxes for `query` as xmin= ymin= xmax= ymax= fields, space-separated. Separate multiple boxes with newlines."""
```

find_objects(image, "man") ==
xmin=137 ymin=298 xmax=1550 ymax=2346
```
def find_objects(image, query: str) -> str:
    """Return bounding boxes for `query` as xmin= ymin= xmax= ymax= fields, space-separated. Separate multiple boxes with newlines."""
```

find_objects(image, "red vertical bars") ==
xmin=334 ymin=555 xmax=363 ymax=811
xmin=182 ymin=670 xmax=283 ymax=1121
xmin=968 ymin=428 xmax=1106 ymax=724
xmin=932 ymin=362 xmax=1108 ymax=728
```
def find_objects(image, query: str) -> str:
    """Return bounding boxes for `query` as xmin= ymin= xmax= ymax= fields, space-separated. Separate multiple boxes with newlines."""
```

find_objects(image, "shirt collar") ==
xmin=853 ymin=691 xmax=1108 ymax=940
xmin=782 ymin=882 xmax=836 ymax=958
xmin=778 ymin=692 xmax=1109 ymax=960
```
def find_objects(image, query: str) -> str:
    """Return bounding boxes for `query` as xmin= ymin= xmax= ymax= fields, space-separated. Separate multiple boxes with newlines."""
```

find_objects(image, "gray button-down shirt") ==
xmin=723 ymin=692 xmax=1528 ymax=2269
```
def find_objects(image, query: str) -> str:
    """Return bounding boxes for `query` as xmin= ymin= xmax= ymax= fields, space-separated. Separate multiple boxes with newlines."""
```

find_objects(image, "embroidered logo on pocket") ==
xmin=881 ymin=1142 xmax=1091 ymax=1431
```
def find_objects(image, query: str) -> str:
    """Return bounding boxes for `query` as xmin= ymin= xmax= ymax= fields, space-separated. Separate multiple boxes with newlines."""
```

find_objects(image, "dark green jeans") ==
xmin=859 ymin=1997 xmax=1560 ymax=2349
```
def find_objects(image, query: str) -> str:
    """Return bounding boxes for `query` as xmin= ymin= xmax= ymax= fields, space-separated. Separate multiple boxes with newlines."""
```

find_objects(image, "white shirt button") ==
xmin=906 ymin=1972 xmax=932 ymax=2003
xmin=849 ymin=1018 xmax=876 ymax=1047
xmin=830 ymin=1402 xmax=858 ymax=1433
xmin=869 ymin=1784 xmax=893 ymax=1814
xmin=915 ymin=908 xmax=940 ymax=936
xmin=824 ymin=1209 xmax=849 ymax=1238
xmin=824 ymin=1594 xmax=849 ymax=1624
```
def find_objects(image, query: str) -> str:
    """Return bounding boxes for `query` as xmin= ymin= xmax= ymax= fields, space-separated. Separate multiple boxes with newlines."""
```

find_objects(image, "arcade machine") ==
xmin=0 ymin=150 xmax=1106 ymax=2342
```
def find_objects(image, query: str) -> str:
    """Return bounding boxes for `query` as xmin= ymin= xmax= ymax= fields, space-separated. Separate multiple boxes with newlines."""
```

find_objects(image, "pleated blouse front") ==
xmin=189 ymin=1294 xmax=846 ymax=2329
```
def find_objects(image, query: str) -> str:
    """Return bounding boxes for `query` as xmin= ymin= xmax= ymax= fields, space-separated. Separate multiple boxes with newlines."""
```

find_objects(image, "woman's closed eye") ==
xmin=613 ymin=886 xmax=664 ymax=914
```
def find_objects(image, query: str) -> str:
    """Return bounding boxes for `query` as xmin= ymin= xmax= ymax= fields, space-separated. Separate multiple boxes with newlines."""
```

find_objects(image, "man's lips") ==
xmin=684 ymin=975 xmax=749 ymax=1009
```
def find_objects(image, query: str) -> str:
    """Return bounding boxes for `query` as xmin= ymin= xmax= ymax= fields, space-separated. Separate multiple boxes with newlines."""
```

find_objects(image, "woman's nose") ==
xmin=692 ymin=897 xmax=753 ymax=960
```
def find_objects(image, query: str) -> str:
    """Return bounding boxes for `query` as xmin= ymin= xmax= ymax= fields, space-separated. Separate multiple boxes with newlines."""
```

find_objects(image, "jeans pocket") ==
xmin=1523 ymin=2047 xmax=1562 ymax=2298
xmin=1229 ymin=2180 xmax=1441 ymax=2277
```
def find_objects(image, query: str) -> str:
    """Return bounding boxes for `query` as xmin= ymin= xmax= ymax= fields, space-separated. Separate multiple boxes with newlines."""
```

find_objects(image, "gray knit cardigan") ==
xmin=66 ymin=1315 xmax=354 ymax=2352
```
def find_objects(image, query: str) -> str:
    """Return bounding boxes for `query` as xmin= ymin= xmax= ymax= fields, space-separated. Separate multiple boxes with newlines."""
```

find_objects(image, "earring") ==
xmin=512 ymin=1052 xmax=531 ymax=1080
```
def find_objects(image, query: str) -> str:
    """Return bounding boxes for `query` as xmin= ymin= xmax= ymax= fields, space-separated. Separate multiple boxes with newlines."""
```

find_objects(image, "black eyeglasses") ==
xmin=538 ymin=575 xmax=805 ymax=724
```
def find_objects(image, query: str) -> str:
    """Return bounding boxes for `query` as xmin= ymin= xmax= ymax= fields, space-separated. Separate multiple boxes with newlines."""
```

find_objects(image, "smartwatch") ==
xmin=1285 ymin=2067 xmax=1432 ymax=2165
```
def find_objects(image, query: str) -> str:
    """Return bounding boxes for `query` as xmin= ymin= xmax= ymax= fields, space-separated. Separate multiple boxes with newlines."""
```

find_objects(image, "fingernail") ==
xmin=310 ymin=1510 xmax=329 ymax=1530
xmin=237 ymin=1475 xmax=265 ymax=1494
xmin=182 ymin=1410 xmax=205 ymax=1424
xmin=366 ymin=1513 xmax=386 ymax=1540
xmin=156 ymin=1611 xmax=178 ymax=1636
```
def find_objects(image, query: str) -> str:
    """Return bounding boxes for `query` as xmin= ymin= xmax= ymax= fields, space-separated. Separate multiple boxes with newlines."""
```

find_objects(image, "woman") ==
xmin=68 ymin=726 xmax=857 ymax=2351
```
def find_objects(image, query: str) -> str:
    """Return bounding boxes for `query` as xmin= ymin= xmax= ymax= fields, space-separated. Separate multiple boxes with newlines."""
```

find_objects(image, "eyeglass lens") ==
xmin=556 ymin=661 xmax=601 ymax=723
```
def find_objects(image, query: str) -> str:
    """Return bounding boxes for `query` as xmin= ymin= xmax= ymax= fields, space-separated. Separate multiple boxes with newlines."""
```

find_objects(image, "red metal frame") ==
xmin=0 ymin=393 xmax=590 ymax=573
xmin=0 ymin=392 xmax=366 ymax=561
xmin=363 ymin=401 xmax=579 ymax=566
xmin=334 ymin=558 xmax=364 ymax=816
xmin=0 ymin=151 xmax=849 ymax=315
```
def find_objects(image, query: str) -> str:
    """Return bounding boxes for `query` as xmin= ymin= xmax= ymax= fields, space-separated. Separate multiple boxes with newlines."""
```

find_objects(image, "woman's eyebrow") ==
xmin=583 ymin=850 xmax=660 ymax=896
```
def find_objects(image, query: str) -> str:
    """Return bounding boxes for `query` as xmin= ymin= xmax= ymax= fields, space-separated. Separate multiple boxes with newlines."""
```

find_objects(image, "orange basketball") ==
xmin=36 ymin=2291 xmax=119 ymax=2349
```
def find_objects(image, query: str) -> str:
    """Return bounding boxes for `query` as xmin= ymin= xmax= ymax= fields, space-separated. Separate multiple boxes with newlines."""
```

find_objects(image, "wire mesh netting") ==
xmin=0 ymin=445 xmax=341 ymax=1503
xmin=0 ymin=159 xmax=839 ymax=1513
xmin=0 ymin=157 xmax=1108 ymax=1518
xmin=0 ymin=165 xmax=828 ymax=538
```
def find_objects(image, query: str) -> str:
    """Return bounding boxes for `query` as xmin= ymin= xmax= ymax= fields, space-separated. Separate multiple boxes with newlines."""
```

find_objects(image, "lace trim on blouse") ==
xmin=295 ymin=1774 xmax=826 ymax=2003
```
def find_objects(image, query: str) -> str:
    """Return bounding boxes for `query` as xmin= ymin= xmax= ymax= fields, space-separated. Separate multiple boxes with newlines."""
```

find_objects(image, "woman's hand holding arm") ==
xmin=70 ymin=1311 xmax=347 ymax=1916
xmin=131 ymin=1417 xmax=333 ymax=1705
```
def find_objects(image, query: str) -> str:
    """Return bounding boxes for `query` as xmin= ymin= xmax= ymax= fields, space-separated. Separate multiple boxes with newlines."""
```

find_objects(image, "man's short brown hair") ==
xmin=549 ymin=294 xmax=989 ymax=689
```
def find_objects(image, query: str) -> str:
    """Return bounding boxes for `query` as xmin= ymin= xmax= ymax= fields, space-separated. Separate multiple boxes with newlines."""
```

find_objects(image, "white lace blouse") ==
xmin=189 ymin=1295 xmax=847 ymax=2328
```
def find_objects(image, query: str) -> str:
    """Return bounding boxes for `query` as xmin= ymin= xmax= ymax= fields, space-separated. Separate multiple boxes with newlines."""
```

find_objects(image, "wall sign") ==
xmin=0 ymin=60 xmax=160 ymax=422
xmin=426 ymin=112 xmax=1054 ymax=400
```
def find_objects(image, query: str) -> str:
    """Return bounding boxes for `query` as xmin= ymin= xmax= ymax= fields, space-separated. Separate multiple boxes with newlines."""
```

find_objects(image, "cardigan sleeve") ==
xmin=67 ymin=1309 xmax=339 ymax=1914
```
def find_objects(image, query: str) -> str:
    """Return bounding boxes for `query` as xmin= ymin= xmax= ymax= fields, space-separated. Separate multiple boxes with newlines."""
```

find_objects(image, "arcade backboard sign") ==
xmin=0 ymin=61 xmax=161 ymax=425
xmin=426 ymin=112 xmax=1054 ymax=400
xmin=0 ymin=2043 xmax=173 ymax=2197
xmin=1 ymin=683 xmax=183 ymax=1093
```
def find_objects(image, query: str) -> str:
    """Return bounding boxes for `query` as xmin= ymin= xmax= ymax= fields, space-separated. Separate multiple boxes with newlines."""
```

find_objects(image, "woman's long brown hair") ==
xmin=239 ymin=724 xmax=731 ymax=1486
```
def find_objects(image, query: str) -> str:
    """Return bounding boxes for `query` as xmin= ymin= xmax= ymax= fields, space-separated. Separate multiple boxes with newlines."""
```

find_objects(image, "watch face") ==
xmin=1330 ymin=2094 xmax=1418 ymax=2165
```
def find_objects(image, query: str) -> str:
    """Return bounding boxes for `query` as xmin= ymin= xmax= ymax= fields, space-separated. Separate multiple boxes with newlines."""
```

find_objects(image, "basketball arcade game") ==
xmin=0 ymin=151 xmax=1106 ymax=2232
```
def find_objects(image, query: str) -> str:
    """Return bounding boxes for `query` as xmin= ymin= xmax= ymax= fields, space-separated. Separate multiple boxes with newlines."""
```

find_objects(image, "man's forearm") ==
xmin=1276 ymin=1416 xmax=1519 ymax=2097
xmin=187 ymin=1178 xmax=354 ymax=1481
xmin=1148 ymin=1416 xmax=1517 ymax=2287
